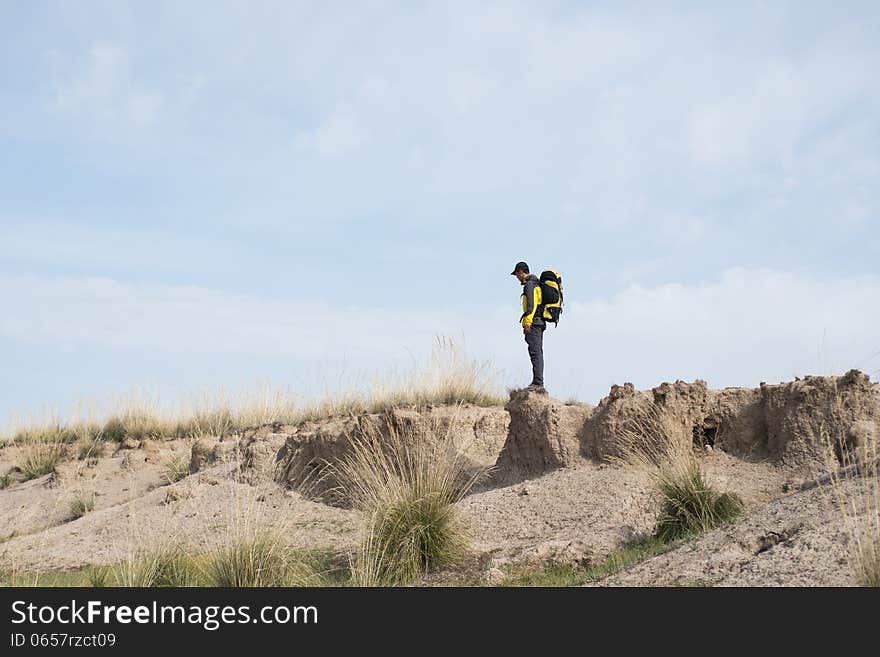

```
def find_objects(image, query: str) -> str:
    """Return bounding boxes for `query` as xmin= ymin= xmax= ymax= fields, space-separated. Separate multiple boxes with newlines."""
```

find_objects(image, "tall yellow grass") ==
xmin=327 ymin=412 xmax=487 ymax=585
xmin=818 ymin=418 xmax=880 ymax=587
xmin=1 ymin=336 xmax=503 ymax=451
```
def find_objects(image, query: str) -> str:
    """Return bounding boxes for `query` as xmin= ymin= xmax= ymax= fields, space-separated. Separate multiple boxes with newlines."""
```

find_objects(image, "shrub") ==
xmin=614 ymin=403 xmax=743 ymax=543
xmin=68 ymin=490 xmax=96 ymax=520
xmin=331 ymin=417 xmax=485 ymax=586
xmin=176 ymin=408 xmax=236 ymax=440
xmin=162 ymin=453 xmax=190 ymax=484
xmin=86 ymin=565 xmax=110 ymax=587
xmin=653 ymin=461 xmax=743 ymax=542
xmin=101 ymin=408 xmax=167 ymax=442
xmin=12 ymin=422 xmax=78 ymax=445
xmin=202 ymin=535 xmax=312 ymax=587
xmin=77 ymin=440 xmax=105 ymax=461
xmin=18 ymin=441 xmax=67 ymax=480
xmin=114 ymin=546 xmax=195 ymax=587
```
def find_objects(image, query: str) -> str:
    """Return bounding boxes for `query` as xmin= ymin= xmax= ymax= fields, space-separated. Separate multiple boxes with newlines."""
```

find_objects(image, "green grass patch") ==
xmin=500 ymin=536 xmax=675 ymax=587
xmin=330 ymin=418 xmax=485 ymax=586
xmin=1 ymin=547 xmax=347 ymax=588
xmin=654 ymin=462 xmax=744 ymax=542
xmin=114 ymin=546 xmax=197 ymax=587
xmin=1 ymin=569 xmax=90 ymax=587
xmin=203 ymin=535 xmax=305 ymax=587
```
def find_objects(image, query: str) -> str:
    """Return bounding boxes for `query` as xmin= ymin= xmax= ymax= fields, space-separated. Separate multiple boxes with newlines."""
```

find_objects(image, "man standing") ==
xmin=511 ymin=261 xmax=548 ymax=394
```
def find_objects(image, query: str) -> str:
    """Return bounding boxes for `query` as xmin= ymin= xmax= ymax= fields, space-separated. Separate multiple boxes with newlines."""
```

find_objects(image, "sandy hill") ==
xmin=1 ymin=370 xmax=877 ymax=586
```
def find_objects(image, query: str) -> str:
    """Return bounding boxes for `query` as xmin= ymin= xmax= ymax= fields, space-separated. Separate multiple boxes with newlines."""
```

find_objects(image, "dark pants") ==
xmin=524 ymin=323 xmax=546 ymax=386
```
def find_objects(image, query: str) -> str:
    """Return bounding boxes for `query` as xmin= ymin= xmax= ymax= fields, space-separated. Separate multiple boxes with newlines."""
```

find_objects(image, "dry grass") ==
xmin=613 ymin=404 xmax=743 ymax=541
xmin=11 ymin=419 xmax=79 ymax=445
xmin=161 ymin=452 xmax=191 ymax=484
xmin=7 ymin=549 xmax=344 ymax=588
xmin=2 ymin=336 xmax=502 ymax=453
xmin=102 ymin=404 xmax=171 ymax=442
xmin=818 ymin=409 xmax=880 ymax=587
xmin=95 ymin=487 xmax=316 ymax=587
xmin=367 ymin=336 xmax=505 ymax=411
xmin=77 ymin=440 xmax=100 ymax=461
xmin=198 ymin=451 xmax=319 ymax=587
xmin=113 ymin=544 xmax=196 ymax=587
xmin=68 ymin=490 xmax=96 ymax=520
xmin=202 ymin=533 xmax=315 ymax=587
xmin=328 ymin=413 xmax=487 ymax=586
xmin=17 ymin=440 xmax=67 ymax=480
xmin=221 ymin=386 xmax=300 ymax=429
xmin=296 ymin=337 xmax=503 ymax=421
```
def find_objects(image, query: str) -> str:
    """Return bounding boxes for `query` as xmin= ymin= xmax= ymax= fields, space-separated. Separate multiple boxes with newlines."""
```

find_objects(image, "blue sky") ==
xmin=1 ymin=1 xmax=878 ymax=427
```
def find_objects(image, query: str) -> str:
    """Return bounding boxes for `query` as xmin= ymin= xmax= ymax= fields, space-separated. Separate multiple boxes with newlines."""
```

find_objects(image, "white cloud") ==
xmin=26 ymin=5 xmax=877 ymax=239
xmin=0 ymin=275 xmax=449 ymax=361
xmin=127 ymin=90 xmax=165 ymax=126
xmin=296 ymin=103 xmax=369 ymax=158
xmin=0 ymin=219 xmax=236 ymax=273
xmin=658 ymin=215 xmax=706 ymax=246
xmin=687 ymin=37 xmax=874 ymax=171
xmin=1 ymin=269 xmax=877 ymax=407
xmin=50 ymin=42 xmax=165 ymax=127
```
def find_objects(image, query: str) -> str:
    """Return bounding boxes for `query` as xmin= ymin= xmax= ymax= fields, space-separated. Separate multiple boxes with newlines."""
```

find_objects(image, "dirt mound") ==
xmin=189 ymin=438 xmax=240 ymax=473
xmin=0 ymin=439 xmax=186 ymax=545
xmin=584 ymin=380 xmax=714 ymax=461
xmin=462 ymin=449 xmax=787 ymax=570
xmin=591 ymin=476 xmax=862 ymax=587
xmin=492 ymin=390 xmax=593 ymax=484
xmin=0 ymin=467 xmax=359 ymax=573
xmin=2 ymin=370 xmax=876 ymax=583
xmin=275 ymin=405 xmax=509 ymax=505
xmin=584 ymin=371 xmax=878 ymax=468
xmin=188 ymin=424 xmax=291 ymax=485
xmin=761 ymin=370 xmax=879 ymax=468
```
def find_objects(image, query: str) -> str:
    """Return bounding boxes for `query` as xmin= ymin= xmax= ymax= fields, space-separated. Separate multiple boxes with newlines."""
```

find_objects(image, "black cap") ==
xmin=510 ymin=261 xmax=529 ymax=275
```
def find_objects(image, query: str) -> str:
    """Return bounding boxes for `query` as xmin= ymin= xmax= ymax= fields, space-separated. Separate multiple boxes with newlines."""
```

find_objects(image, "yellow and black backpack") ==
xmin=539 ymin=269 xmax=563 ymax=326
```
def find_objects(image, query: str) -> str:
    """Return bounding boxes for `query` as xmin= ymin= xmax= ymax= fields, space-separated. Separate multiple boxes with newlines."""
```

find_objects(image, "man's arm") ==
xmin=521 ymin=279 xmax=540 ymax=329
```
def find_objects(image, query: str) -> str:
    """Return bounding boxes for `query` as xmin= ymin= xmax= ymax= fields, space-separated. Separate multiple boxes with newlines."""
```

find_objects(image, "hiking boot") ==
xmin=526 ymin=384 xmax=548 ymax=395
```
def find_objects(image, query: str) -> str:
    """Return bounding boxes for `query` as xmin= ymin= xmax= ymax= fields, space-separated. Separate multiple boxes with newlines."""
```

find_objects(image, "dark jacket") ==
xmin=520 ymin=274 xmax=545 ymax=328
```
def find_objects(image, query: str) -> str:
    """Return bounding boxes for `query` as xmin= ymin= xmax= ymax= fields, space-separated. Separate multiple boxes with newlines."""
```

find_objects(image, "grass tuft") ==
xmin=162 ymin=452 xmax=191 ymax=484
xmin=68 ymin=490 xmax=96 ymax=520
xmin=114 ymin=545 xmax=195 ymax=587
xmin=654 ymin=462 xmax=743 ymax=542
xmin=202 ymin=534 xmax=313 ymax=587
xmin=12 ymin=421 xmax=78 ymax=445
xmin=86 ymin=565 xmax=110 ymax=587
xmin=102 ymin=407 xmax=168 ymax=442
xmin=18 ymin=440 xmax=67 ymax=480
xmin=614 ymin=403 xmax=743 ymax=541
xmin=330 ymin=414 xmax=485 ymax=586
